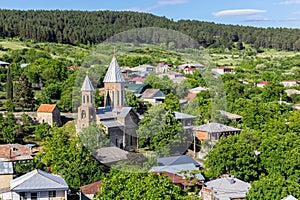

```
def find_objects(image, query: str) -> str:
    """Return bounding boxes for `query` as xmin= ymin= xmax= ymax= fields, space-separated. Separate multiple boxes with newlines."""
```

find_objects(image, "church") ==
xmin=77 ymin=56 xmax=139 ymax=150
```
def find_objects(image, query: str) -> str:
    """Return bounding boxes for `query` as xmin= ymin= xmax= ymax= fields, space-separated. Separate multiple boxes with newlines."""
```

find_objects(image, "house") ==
xmin=141 ymin=89 xmax=165 ymax=105
xmin=200 ymin=176 xmax=250 ymax=200
xmin=219 ymin=110 xmax=242 ymax=121
xmin=293 ymin=104 xmax=300 ymax=110
xmin=285 ymin=89 xmax=300 ymax=96
xmin=257 ymin=81 xmax=269 ymax=88
xmin=125 ymin=84 xmax=150 ymax=96
xmin=0 ymin=169 xmax=68 ymax=200
xmin=37 ymin=104 xmax=62 ymax=127
xmin=187 ymin=122 xmax=241 ymax=143
xmin=79 ymin=181 xmax=102 ymax=200
xmin=281 ymin=195 xmax=298 ymax=200
xmin=149 ymin=163 xmax=204 ymax=188
xmin=281 ymin=80 xmax=300 ymax=87
xmin=0 ymin=144 xmax=38 ymax=189
xmin=174 ymin=111 xmax=197 ymax=126
xmin=129 ymin=76 xmax=146 ymax=84
xmin=77 ymin=56 xmax=139 ymax=150
xmin=0 ymin=61 xmax=10 ymax=68
xmin=158 ymin=72 xmax=185 ymax=84
xmin=189 ymin=86 xmax=208 ymax=94
xmin=156 ymin=62 xmax=169 ymax=73
xmin=211 ymin=66 xmax=234 ymax=75
xmin=157 ymin=155 xmax=201 ymax=168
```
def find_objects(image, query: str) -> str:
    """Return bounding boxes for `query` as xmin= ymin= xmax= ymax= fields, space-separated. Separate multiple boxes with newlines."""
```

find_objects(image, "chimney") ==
xmin=229 ymin=175 xmax=235 ymax=184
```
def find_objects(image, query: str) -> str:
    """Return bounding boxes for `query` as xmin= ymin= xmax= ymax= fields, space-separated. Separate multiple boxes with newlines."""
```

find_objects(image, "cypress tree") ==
xmin=6 ymin=67 xmax=13 ymax=100
xmin=14 ymin=74 xmax=34 ymax=111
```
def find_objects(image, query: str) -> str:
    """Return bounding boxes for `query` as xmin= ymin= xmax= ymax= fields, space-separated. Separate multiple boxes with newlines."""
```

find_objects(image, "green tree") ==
xmin=164 ymin=93 xmax=180 ymax=112
xmin=95 ymin=170 xmax=190 ymax=200
xmin=14 ymin=74 xmax=35 ymax=110
xmin=37 ymin=126 xmax=104 ymax=189
xmin=6 ymin=67 xmax=13 ymax=100
xmin=246 ymin=175 xmax=300 ymax=200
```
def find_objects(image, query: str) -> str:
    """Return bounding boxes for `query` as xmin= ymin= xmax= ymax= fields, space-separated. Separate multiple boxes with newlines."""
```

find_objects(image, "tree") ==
xmin=95 ymin=170 xmax=190 ymax=200
xmin=163 ymin=92 xmax=180 ymax=112
xmin=137 ymin=104 xmax=184 ymax=155
xmin=246 ymin=175 xmax=300 ymax=200
xmin=6 ymin=67 xmax=13 ymax=100
xmin=205 ymin=129 xmax=262 ymax=182
xmin=37 ymin=126 xmax=104 ymax=189
xmin=14 ymin=74 xmax=34 ymax=110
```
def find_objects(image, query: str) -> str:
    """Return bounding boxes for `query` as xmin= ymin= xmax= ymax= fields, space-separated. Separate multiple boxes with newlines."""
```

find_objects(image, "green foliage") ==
xmin=164 ymin=92 xmax=180 ymax=112
xmin=125 ymin=90 xmax=140 ymax=109
xmin=118 ymin=55 xmax=152 ymax=67
xmin=37 ymin=126 xmax=104 ymax=189
xmin=6 ymin=67 xmax=13 ymax=99
xmin=246 ymin=175 xmax=300 ymax=200
xmin=205 ymin=130 xmax=262 ymax=182
xmin=14 ymin=74 xmax=35 ymax=110
xmin=78 ymin=123 xmax=109 ymax=152
xmin=95 ymin=170 xmax=190 ymax=200
xmin=137 ymin=104 xmax=183 ymax=154
xmin=34 ymin=123 xmax=51 ymax=141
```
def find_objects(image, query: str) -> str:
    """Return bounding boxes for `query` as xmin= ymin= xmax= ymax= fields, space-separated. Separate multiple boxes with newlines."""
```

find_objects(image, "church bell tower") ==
xmin=77 ymin=75 xmax=96 ymax=131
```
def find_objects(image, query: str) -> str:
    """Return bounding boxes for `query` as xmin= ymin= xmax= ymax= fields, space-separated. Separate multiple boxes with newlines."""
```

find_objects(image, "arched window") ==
xmin=81 ymin=110 xmax=86 ymax=119
xmin=87 ymin=95 xmax=89 ymax=103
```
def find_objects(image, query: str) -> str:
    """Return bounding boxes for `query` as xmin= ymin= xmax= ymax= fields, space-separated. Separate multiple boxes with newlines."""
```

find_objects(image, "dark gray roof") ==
xmin=11 ymin=169 xmax=68 ymax=192
xmin=192 ymin=123 xmax=241 ymax=133
xmin=81 ymin=75 xmax=95 ymax=91
xmin=103 ymin=56 xmax=126 ymax=83
xmin=101 ymin=120 xmax=124 ymax=128
xmin=0 ymin=161 xmax=13 ymax=175
xmin=149 ymin=163 xmax=204 ymax=181
xmin=93 ymin=147 xmax=129 ymax=164
xmin=157 ymin=155 xmax=201 ymax=168
xmin=174 ymin=111 xmax=197 ymax=120
xmin=204 ymin=177 xmax=250 ymax=200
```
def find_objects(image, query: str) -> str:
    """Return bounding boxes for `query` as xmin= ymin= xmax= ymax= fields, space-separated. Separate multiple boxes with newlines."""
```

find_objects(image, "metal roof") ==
xmin=204 ymin=177 xmax=250 ymax=200
xmin=81 ymin=75 xmax=95 ymax=91
xmin=192 ymin=123 xmax=241 ymax=133
xmin=149 ymin=163 xmax=204 ymax=180
xmin=141 ymin=89 xmax=165 ymax=99
xmin=219 ymin=110 xmax=242 ymax=120
xmin=174 ymin=111 xmax=197 ymax=120
xmin=103 ymin=56 xmax=126 ymax=83
xmin=157 ymin=155 xmax=201 ymax=168
xmin=101 ymin=120 xmax=124 ymax=128
xmin=11 ymin=169 xmax=68 ymax=192
xmin=282 ymin=195 xmax=298 ymax=200
xmin=93 ymin=147 xmax=128 ymax=164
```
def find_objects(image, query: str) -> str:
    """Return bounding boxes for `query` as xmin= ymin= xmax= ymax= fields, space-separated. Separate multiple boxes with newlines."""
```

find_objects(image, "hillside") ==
xmin=1 ymin=9 xmax=300 ymax=51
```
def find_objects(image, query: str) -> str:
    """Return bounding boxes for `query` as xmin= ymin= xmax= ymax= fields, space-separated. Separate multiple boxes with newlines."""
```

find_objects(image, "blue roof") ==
xmin=11 ymin=169 xmax=68 ymax=192
xmin=157 ymin=155 xmax=201 ymax=168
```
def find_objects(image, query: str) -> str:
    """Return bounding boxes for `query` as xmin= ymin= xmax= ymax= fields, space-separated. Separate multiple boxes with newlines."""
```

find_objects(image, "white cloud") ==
xmin=275 ymin=0 xmax=300 ymax=5
xmin=158 ymin=0 xmax=189 ymax=6
xmin=213 ymin=9 xmax=267 ymax=17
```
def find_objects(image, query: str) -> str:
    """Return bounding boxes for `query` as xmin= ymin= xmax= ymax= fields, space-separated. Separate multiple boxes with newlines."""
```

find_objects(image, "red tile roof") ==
xmin=37 ymin=104 xmax=57 ymax=113
xmin=187 ymin=93 xmax=197 ymax=100
xmin=131 ymin=76 xmax=146 ymax=82
xmin=0 ymin=144 xmax=37 ymax=161
xmin=155 ymin=172 xmax=202 ymax=187
xmin=80 ymin=181 xmax=102 ymax=195
xmin=258 ymin=81 xmax=269 ymax=85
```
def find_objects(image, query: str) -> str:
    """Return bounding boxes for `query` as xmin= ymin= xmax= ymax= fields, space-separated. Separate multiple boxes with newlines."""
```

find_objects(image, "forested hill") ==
xmin=1 ymin=9 xmax=300 ymax=51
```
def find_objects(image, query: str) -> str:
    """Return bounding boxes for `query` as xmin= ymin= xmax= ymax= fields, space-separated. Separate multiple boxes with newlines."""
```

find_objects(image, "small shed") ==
xmin=37 ymin=104 xmax=61 ymax=127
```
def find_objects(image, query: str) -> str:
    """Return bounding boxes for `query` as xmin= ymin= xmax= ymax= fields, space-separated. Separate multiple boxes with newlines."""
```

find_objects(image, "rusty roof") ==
xmin=0 ymin=144 xmax=37 ymax=161
xmin=37 ymin=104 xmax=57 ymax=113
xmin=80 ymin=181 xmax=102 ymax=195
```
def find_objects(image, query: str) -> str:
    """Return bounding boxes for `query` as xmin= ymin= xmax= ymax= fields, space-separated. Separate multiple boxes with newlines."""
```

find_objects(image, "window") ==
xmin=20 ymin=192 xmax=27 ymax=200
xmin=31 ymin=193 xmax=37 ymax=200
xmin=49 ymin=191 xmax=56 ymax=198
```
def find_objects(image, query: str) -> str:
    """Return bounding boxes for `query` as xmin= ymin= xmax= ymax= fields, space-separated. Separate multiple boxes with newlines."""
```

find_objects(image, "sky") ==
xmin=1 ymin=0 xmax=300 ymax=28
